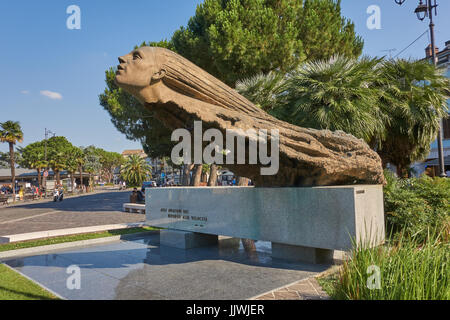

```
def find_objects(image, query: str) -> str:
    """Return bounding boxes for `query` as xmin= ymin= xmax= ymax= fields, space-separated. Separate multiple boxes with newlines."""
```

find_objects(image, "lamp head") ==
xmin=414 ymin=1 xmax=428 ymax=21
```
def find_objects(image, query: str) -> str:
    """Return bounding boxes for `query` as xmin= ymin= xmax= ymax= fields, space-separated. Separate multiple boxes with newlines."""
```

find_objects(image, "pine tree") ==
xmin=171 ymin=0 xmax=363 ymax=86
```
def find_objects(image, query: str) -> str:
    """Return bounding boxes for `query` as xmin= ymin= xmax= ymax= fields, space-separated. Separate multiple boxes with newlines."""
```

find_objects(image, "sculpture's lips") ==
xmin=116 ymin=65 xmax=125 ymax=74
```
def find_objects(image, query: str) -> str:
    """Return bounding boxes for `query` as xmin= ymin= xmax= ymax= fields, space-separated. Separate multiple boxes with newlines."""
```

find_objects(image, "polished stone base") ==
xmin=147 ymin=185 xmax=385 ymax=252
xmin=272 ymin=243 xmax=334 ymax=265
xmin=160 ymin=229 xmax=218 ymax=249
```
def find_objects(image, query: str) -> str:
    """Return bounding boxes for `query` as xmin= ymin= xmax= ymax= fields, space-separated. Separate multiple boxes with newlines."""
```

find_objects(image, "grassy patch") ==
xmin=0 ymin=264 xmax=59 ymax=300
xmin=0 ymin=226 xmax=158 ymax=252
xmin=317 ymin=274 xmax=338 ymax=297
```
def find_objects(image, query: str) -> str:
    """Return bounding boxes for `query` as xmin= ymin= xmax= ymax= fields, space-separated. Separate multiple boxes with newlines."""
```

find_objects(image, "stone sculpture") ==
xmin=115 ymin=47 xmax=385 ymax=187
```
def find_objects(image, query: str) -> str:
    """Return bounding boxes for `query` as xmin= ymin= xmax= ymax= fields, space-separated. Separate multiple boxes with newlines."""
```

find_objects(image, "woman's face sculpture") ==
xmin=115 ymin=47 xmax=166 ymax=97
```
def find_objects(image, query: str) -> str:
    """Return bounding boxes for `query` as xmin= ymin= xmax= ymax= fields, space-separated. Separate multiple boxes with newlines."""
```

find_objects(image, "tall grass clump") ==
xmin=330 ymin=227 xmax=449 ymax=300
xmin=323 ymin=172 xmax=449 ymax=300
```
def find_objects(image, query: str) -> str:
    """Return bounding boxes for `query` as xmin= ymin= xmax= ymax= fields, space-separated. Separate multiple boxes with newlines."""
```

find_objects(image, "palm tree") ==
xmin=279 ymin=56 xmax=386 ymax=142
xmin=237 ymin=56 xmax=449 ymax=178
xmin=120 ymin=155 xmax=152 ymax=187
xmin=49 ymin=152 xmax=66 ymax=186
xmin=66 ymin=147 xmax=83 ymax=192
xmin=375 ymin=59 xmax=449 ymax=177
xmin=237 ymin=56 xmax=387 ymax=143
xmin=0 ymin=121 xmax=24 ymax=202
xmin=235 ymin=71 xmax=287 ymax=112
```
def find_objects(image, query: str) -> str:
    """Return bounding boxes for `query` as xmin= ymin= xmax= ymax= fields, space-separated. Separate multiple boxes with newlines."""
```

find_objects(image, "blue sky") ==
xmin=1 ymin=0 xmax=449 ymax=154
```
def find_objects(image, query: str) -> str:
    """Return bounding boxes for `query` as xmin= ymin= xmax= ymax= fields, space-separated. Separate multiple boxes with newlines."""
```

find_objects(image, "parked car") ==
xmin=141 ymin=181 xmax=157 ymax=192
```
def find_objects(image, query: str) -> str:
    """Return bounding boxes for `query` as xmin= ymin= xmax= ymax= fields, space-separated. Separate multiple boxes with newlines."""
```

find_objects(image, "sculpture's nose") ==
xmin=118 ymin=56 xmax=126 ymax=64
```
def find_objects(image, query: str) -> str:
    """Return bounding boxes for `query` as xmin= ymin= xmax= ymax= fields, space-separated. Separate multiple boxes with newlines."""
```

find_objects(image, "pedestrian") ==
xmin=136 ymin=189 xmax=144 ymax=203
xmin=130 ymin=188 xmax=138 ymax=203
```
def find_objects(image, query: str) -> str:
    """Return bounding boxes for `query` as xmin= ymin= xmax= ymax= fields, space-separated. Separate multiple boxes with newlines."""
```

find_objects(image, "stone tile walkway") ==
xmin=252 ymin=277 xmax=330 ymax=300
xmin=0 ymin=190 xmax=144 ymax=236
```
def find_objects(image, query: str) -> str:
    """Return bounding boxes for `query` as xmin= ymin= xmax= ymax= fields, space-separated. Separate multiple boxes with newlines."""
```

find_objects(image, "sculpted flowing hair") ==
xmin=148 ymin=47 xmax=263 ymax=116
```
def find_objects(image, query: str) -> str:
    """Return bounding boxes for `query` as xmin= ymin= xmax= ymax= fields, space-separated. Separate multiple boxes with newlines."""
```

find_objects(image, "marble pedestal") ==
xmin=147 ymin=185 xmax=385 ymax=263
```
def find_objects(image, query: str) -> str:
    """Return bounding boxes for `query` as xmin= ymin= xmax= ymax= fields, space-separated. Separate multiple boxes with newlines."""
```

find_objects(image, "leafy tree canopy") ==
xmin=172 ymin=0 xmax=363 ymax=86
xmin=20 ymin=141 xmax=47 ymax=170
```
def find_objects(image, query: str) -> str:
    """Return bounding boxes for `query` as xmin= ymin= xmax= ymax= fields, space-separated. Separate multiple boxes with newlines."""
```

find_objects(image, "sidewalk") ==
xmin=251 ymin=265 xmax=340 ymax=300
xmin=252 ymin=277 xmax=330 ymax=300
xmin=1 ymin=187 xmax=120 ymax=207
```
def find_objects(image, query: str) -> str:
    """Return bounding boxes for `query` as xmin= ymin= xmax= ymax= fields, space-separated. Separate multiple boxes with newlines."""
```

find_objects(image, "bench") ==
xmin=24 ymin=194 xmax=38 ymax=201
xmin=123 ymin=203 xmax=146 ymax=214
xmin=0 ymin=195 xmax=9 ymax=205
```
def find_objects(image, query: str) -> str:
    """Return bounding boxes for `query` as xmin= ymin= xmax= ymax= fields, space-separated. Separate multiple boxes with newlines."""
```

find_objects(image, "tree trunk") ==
xmin=9 ymin=142 xmax=16 ymax=202
xmin=79 ymin=166 xmax=83 ymax=192
xmin=183 ymin=164 xmax=194 ymax=186
xmin=55 ymin=170 xmax=61 ymax=186
xmin=208 ymin=164 xmax=218 ymax=186
xmin=201 ymin=171 xmax=208 ymax=183
xmin=237 ymin=176 xmax=249 ymax=187
xmin=42 ymin=170 xmax=47 ymax=197
xmin=70 ymin=173 xmax=75 ymax=192
xmin=190 ymin=164 xmax=202 ymax=186
xmin=396 ymin=165 xmax=408 ymax=179
xmin=36 ymin=168 xmax=41 ymax=191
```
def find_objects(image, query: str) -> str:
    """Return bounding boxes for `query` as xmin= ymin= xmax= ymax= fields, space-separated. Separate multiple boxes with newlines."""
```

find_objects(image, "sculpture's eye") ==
xmin=133 ymin=52 xmax=141 ymax=60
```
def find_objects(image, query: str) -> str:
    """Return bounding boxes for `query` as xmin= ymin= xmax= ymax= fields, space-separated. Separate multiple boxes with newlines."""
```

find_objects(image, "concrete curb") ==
xmin=0 ymin=222 xmax=147 ymax=243
xmin=0 ymin=230 xmax=159 ymax=260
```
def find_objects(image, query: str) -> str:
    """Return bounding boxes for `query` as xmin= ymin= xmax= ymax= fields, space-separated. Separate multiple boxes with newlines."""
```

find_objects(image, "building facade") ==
xmin=411 ymin=40 xmax=450 ymax=176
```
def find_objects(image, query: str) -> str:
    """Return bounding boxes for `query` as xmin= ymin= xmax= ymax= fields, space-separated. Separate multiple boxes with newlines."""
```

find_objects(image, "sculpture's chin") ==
xmin=114 ymin=75 xmax=125 ymax=86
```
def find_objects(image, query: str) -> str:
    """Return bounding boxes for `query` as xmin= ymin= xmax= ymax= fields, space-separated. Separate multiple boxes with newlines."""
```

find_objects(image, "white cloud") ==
xmin=20 ymin=90 xmax=30 ymax=94
xmin=40 ymin=90 xmax=63 ymax=100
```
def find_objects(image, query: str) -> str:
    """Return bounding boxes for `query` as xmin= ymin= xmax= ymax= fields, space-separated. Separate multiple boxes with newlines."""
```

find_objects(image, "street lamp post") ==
xmin=394 ymin=0 xmax=446 ymax=177
xmin=43 ymin=128 xmax=56 ymax=197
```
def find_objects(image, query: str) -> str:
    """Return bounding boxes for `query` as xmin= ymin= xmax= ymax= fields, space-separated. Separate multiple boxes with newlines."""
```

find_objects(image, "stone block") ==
xmin=160 ymin=229 xmax=218 ymax=249
xmin=271 ymin=243 xmax=334 ymax=264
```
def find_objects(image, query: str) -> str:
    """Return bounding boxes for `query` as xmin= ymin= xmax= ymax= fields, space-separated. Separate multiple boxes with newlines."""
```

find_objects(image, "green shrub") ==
xmin=383 ymin=170 xmax=450 ymax=243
